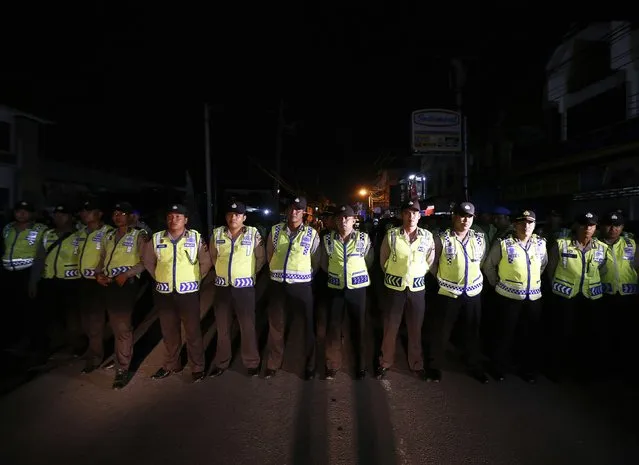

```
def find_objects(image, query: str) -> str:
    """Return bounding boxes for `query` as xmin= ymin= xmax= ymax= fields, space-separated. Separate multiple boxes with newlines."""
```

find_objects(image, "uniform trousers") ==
xmin=213 ymin=286 xmax=260 ymax=369
xmin=1 ymin=268 xmax=32 ymax=348
xmin=326 ymin=287 xmax=367 ymax=371
xmin=84 ymin=279 xmax=138 ymax=370
xmin=266 ymin=281 xmax=316 ymax=371
xmin=155 ymin=290 xmax=205 ymax=372
xmin=379 ymin=287 xmax=425 ymax=371
xmin=492 ymin=295 xmax=543 ymax=374
xmin=604 ymin=293 xmax=639 ymax=373
xmin=429 ymin=293 xmax=483 ymax=371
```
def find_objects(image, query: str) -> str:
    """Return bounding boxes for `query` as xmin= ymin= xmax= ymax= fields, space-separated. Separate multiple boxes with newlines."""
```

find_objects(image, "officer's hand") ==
xmin=96 ymin=274 xmax=110 ymax=287
xmin=28 ymin=283 xmax=37 ymax=299
xmin=114 ymin=274 xmax=128 ymax=287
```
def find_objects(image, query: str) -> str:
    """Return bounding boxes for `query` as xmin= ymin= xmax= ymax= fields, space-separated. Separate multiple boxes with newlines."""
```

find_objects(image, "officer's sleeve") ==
xmin=379 ymin=234 xmax=390 ymax=271
xmin=124 ymin=233 xmax=147 ymax=278
xmin=320 ymin=239 xmax=329 ymax=272
xmin=266 ymin=232 xmax=274 ymax=263
xmin=310 ymin=232 xmax=321 ymax=273
xmin=547 ymin=241 xmax=560 ymax=279
xmin=478 ymin=233 xmax=488 ymax=267
xmin=198 ymin=237 xmax=212 ymax=277
xmin=425 ymin=233 xmax=435 ymax=274
xmin=539 ymin=239 xmax=549 ymax=275
xmin=430 ymin=236 xmax=443 ymax=276
xmin=634 ymin=242 xmax=639 ymax=271
xmin=28 ymin=239 xmax=47 ymax=288
xmin=95 ymin=236 xmax=107 ymax=277
xmin=364 ymin=235 xmax=374 ymax=269
xmin=142 ymin=239 xmax=157 ymax=279
xmin=482 ymin=241 xmax=501 ymax=287
xmin=254 ymin=231 xmax=266 ymax=274
xmin=209 ymin=235 xmax=218 ymax=268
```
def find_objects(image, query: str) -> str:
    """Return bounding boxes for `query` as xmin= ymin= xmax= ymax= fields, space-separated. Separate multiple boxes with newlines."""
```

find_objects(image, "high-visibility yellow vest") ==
xmin=152 ymin=229 xmax=201 ymax=294
xmin=437 ymin=228 xmax=485 ymax=298
xmin=269 ymin=223 xmax=317 ymax=283
xmin=552 ymin=238 xmax=607 ymax=300
xmin=102 ymin=228 xmax=142 ymax=278
xmin=324 ymin=230 xmax=370 ymax=289
xmin=495 ymin=234 xmax=546 ymax=301
xmin=601 ymin=237 xmax=637 ymax=295
xmin=42 ymin=229 xmax=81 ymax=280
xmin=383 ymin=227 xmax=433 ymax=292
xmin=213 ymin=225 xmax=258 ymax=288
xmin=2 ymin=222 xmax=47 ymax=271
xmin=78 ymin=224 xmax=113 ymax=279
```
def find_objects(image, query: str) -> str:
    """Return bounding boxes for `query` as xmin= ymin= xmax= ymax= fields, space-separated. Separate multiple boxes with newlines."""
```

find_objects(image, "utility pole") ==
xmin=204 ymin=103 xmax=213 ymax=234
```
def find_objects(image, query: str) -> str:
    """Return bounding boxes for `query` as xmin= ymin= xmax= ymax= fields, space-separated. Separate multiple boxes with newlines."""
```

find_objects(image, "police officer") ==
xmin=482 ymin=209 xmax=548 ymax=383
xmin=376 ymin=200 xmax=435 ymax=380
xmin=429 ymin=201 xmax=488 ymax=383
xmin=265 ymin=196 xmax=320 ymax=380
xmin=321 ymin=204 xmax=374 ymax=380
xmin=94 ymin=202 xmax=147 ymax=389
xmin=315 ymin=205 xmax=338 ymax=339
xmin=547 ymin=211 xmax=608 ymax=380
xmin=209 ymin=200 xmax=265 ymax=377
xmin=76 ymin=200 xmax=113 ymax=373
xmin=1 ymin=201 xmax=47 ymax=349
xmin=144 ymin=204 xmax=211 ymax=383
xmin=599 ymin=211 xmax=638 ymax=375
xmin=29 ymin=205 xmax=82 ymax=354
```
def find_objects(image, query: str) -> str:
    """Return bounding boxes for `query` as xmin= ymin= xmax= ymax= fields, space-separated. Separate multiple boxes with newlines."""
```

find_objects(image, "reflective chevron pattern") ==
xmin=156 ymin=282 xmax=170 ymax=292
xmin=109 ymin=266 xmax=132 ymax=277
xmin=622 ymin=284 xmax=638 ymax=294
xmin=384 ymin=273 xmax=402 ymax=288
xmin=83 ymin=269 xmax=96 ymax=278
xmin=178 ymin=281 xmax=199 ymax=293
xmin=552 ymin=282 xmax=572 ymax=296
xmin=412 ymin=276 xmax=425 ymax=288
xmin=590 ymin=284 xmax=603 ymax=297
xmin=214 ymin=276 xmax=227 ymax=286
xmin=64 ymin=269 xmax=80 ymax=278
xmin=233 ymin=277 xmax=255 ymax=288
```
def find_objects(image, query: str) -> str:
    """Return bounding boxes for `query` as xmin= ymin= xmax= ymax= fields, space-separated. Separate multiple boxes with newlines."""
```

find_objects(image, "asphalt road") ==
xmin=1 ymin=276 xmax=638 ymax=465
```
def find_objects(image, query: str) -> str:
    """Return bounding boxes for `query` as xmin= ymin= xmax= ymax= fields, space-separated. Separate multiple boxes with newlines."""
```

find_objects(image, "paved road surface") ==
xmin=1 ymin=276 xmax=638 ymax=465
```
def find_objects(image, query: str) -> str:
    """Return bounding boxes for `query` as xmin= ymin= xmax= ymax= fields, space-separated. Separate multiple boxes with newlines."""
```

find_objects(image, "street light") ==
xmin=358 ymin=188 xmax=372 ymax=212
xmin=358 ymin=188 xmax=368 ymax=197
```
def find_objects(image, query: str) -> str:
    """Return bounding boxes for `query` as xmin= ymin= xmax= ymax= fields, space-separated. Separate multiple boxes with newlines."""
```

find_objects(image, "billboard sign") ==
xmin=411 ymin=109 xmax=462 ymax=153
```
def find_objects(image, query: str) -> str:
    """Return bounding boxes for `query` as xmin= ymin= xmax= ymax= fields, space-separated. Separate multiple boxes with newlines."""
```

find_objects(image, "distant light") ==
xmin=263 ymin=209 xmax=270 ymax=215
xmin=408 ymin=174 xmax=415 ymax=180
xmin=315 ymin=206 xmax=318 ymax=210
xmin=358 ymin=188 xmax=368 ymax=196
xmin=276 ymin=189 xmax=280 ymax=194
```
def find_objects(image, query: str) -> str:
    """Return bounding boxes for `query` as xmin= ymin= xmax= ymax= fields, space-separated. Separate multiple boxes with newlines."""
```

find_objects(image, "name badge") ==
xmin=156 ymin=244 xmax=167 ymax=249
xmin=417 ymin=246 xmax=425 ymax=253
xmin=216 ymin=239 xmax=225 ymax=244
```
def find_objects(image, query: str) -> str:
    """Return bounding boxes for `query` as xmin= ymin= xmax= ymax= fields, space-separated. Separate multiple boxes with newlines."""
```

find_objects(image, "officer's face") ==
xmin=325 ymin=216 xmax=335 ymax=230
xmin=226 ymin=212 xmax=245 ymax=229
xmin=453 ymin=214 xmax=473 ymax=231
xmin=602 ymin=224 xmax=623 ymax=240
xmin=167 ymin=213 xmax=187 ymax=230
xmin=287 ymin=207 xmax=304 ymax=225
xmin=113 ymin=210 xmax=128 ymax=227
xmin=53 ymin=212 xmax=71 ymax=228
xmin=14 ymin=209 xmax=31 ymax=223
xmin=80 ymin=209 xmax=102 ymax=224
xmin=402 ymin=209 xmax=420 ymax=229
xmin=577 ymin=223 xmax=596 ymax=239
xmin=514 ymin=219 xmax=535 ymax=238
xmin=336 ymin=215 xmax=355 ymax=235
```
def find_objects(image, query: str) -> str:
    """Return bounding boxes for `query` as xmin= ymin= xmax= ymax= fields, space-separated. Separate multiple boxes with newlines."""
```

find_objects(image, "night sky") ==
xmin=1 ymin=5 xmax=570 ymax=202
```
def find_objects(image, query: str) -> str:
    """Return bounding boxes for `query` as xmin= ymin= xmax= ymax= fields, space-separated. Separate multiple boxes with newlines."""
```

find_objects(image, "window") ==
xmin=567 ymin=39 xmax=611 ymax=94
xmin=0 ymin=122 xmax=10 ymax=152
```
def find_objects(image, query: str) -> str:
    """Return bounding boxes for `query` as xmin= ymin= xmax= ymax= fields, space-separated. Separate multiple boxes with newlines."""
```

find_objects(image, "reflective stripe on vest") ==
xmin=153 ymin=230 xmax=201 ymax=294
xmin=42 ymin=229 xmax=81 ymax=280
xmin=269 ymin=223 xmax=316 ymax=283
xmin=325 ymin=231 xmax=370 ymax=289
xmin=79 ymin=224 xmax=113 ymax=279
xmin=383 ymin=227 xmax=432 ymax=292
xmin=103 ymin=228 xmax=142 ymax=278
xmin=601 ymin=237 xmax=637 ymax=295
xmin=495 ymin=235 xmax=546 ymax=301
xmin=437 ymin=229 xmax=485 ymax=298
xmin=2 ymin=222 xmax=47 ymax=271
xmin=213 ymin=226 xmax=257 ymax=288
xmin=552 ymin=238 xmax=606 ymax=300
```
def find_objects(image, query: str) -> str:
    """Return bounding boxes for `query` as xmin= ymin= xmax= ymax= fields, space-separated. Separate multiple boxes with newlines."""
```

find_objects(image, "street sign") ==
xmin=411 ymin=109 xmax=462 ymax=153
